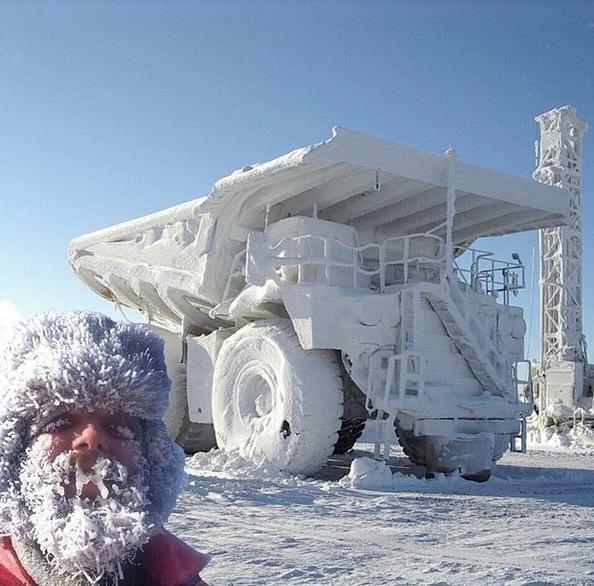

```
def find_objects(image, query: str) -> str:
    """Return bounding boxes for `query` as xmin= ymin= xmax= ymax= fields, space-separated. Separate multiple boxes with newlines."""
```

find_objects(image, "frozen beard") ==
xmin=17 ymin=435 xmax=153 ymax=585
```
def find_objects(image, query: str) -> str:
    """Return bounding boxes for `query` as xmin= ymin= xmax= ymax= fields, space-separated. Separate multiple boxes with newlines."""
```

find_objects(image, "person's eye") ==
xmin=39 ymin=417 xmax=71 ymax=434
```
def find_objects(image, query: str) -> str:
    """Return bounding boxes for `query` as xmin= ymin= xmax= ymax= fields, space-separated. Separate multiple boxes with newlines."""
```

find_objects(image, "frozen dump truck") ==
xmin=69 ymin=127 xmax=569 ymax=481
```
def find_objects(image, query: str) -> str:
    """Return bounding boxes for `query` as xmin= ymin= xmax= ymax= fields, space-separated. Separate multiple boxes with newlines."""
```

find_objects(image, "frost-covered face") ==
xmin=36 ymin=411 xmax=142 ymax=500
xmin=16 ymin=410 xmax=155 ymax=584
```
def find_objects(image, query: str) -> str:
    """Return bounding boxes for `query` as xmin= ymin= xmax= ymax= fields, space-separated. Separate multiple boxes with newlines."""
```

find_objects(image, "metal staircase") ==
xmin=425 ymin=278 xmax=506 ymax=396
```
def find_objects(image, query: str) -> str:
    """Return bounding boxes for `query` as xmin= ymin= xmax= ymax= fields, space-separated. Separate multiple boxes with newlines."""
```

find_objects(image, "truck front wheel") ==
xmin=212 ymin=319 xmax=343 ymax=475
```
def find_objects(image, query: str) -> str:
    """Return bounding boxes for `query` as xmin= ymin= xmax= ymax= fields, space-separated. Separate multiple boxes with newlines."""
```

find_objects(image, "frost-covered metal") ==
xmin=533 ymin=106 xmax=591 ymax=420
xmin=69 ymin=124 xmax=571 ymax=480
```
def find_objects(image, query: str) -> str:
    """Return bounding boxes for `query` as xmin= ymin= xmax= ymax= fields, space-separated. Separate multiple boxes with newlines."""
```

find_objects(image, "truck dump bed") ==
xmin=69 ymin=127 xmax=568 ymax=330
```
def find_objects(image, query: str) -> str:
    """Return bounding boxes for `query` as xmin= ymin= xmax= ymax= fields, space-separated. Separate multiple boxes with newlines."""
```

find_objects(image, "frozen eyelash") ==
xmin=40 ymin=417 xmax=69 ymax=433
xmin=112 ymin=425 xmax=135 ymax=440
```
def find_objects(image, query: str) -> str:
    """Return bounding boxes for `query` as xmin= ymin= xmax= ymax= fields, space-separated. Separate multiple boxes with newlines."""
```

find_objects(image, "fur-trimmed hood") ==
xmin=0 ymin=311 xmax=171 ymax=428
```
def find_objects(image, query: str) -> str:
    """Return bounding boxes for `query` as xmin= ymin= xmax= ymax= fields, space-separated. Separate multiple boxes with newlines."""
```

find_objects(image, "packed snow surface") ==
xmin=170 ymin=425 xmax=594 ymax=586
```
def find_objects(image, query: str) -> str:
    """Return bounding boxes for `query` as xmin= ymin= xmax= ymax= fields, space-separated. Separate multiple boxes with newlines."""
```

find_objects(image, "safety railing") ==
xmin=259 ymin=232 xmax=447 ymax=293
xmin=453 ymin=246 xmax=525 ymax=306
xmin=379 ymin=233 xmax=445 ymax=290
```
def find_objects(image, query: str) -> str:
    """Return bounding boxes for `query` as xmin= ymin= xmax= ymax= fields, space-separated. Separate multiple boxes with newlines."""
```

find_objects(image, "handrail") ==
xmin=265 ymin=232 xmax=447 ymax=292
xmin=255 ymin=231 xmax=524 ymax=306
xmin=453 ymin=245 xmax=525 ymax=305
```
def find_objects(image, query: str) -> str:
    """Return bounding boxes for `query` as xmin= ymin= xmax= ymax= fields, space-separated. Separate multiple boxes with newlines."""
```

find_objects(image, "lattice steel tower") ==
xmin=533 ymin=105 xmax=589 ymax=417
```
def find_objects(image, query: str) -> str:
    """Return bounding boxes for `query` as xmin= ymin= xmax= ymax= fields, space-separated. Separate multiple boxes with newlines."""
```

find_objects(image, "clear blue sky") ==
xmin=1 ymin=0 xmax=593 ymax=360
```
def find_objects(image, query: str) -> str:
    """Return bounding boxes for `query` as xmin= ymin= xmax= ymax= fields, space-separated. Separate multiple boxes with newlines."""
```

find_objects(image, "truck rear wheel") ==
xmin=212 ymin=319 xmax=342 ymax=475
xmin=395 ymin=423 xmax=493 ymax=482
xmin=164 ymin=371 xmax=218 ymax=454
xmin=394 ymin=424 xmax=426 ymax=465
xmin=333 ymin=418 xmax=366 ymax=455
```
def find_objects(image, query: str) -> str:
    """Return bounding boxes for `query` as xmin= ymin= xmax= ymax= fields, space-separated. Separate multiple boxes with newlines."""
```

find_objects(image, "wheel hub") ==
xmin=235 ymin=364 xmax=276 ymax=425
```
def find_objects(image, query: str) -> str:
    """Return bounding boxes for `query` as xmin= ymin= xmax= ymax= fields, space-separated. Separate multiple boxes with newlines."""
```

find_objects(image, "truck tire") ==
xmin=176 ymin=417 xmax=218 ymax=455
xmin=333 ymin=418 xmax=366 ymax=455
xmin=394 ymin=424 xmax=426 ymax=465
xmin=164 ymin=371 xmax=218 ymax=454
xmin=395 ymin=423 xmax=493 ymax=482
xmin=212 ymin=319 xmax=342 ymax=475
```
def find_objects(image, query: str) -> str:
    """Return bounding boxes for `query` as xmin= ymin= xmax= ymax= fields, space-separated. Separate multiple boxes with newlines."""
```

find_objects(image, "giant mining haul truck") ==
xmin=69 ymin=126 xmax=569 ymax=481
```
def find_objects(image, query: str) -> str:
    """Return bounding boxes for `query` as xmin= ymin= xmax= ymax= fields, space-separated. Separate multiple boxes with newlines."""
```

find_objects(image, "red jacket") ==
xmin=0 ymin=531 xmax=210 ymax=586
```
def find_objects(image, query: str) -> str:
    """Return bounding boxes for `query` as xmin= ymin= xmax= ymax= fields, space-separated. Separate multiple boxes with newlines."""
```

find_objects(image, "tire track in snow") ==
xmin=173 ymin=481 xmax=594 ymax=584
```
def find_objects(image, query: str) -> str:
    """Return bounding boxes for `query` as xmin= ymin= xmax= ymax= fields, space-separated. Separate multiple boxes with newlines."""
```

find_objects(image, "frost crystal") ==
xmin=17 ymin=440 xmax=153 ymax=585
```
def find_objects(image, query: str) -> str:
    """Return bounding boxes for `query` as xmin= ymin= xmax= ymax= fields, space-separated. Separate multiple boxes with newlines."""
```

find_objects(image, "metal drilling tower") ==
xmin=533 ymin=105 xmax=591 ymax=421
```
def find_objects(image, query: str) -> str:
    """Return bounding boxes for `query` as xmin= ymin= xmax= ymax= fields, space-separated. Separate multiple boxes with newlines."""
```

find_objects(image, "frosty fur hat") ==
xmin=0 ymin=311 xmax=186 ymax=531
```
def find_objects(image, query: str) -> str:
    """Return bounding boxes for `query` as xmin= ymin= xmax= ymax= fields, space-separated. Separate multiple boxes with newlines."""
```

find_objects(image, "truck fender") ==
xmin=186 ymin=329 xmax=235 ymax=424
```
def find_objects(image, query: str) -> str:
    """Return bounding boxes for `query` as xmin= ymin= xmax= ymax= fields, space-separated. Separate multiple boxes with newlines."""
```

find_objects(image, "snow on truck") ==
xmin=69 ymin=126 xmax=569 ymax=481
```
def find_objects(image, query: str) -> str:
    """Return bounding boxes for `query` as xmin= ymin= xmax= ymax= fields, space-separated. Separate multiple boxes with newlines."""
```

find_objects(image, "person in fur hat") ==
xmin=0 ymin=311 xmax=210 ymax=586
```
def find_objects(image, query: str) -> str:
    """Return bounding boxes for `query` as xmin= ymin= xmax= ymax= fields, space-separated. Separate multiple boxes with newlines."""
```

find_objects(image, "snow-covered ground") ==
xmin=170 ymin=424 xmax=594 ymax=586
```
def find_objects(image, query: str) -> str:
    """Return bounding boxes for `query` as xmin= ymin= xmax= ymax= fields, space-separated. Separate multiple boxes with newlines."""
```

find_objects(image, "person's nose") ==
xmin=72 ymin=422 xmax=109 ymax=453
